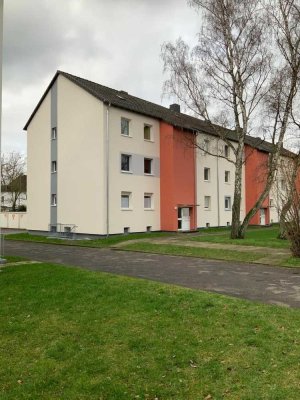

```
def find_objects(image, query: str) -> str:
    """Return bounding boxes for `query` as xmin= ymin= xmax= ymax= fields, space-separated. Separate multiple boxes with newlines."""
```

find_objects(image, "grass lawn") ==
xmin=5 ymin=231 xmax=173 ymax=248
xmin=121 ymin=242 xmax=265 ymax=263
xmin=121 ymin=242 xmax=300 ymax=267
xmin=193 ymin=226 xmax=290 ymax=249
xmin=1 ymin=263 xmax=300 ymax=399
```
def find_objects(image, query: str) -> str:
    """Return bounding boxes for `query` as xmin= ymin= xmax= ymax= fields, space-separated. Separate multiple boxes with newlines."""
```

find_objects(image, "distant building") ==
xmin=1 ymin=174 xmax=27 ymax=211
xmin=24 ymin=71 xmax=291 ymax=235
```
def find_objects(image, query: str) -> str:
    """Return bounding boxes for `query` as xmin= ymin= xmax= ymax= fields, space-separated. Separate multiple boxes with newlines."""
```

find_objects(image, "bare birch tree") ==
xmin=161 ymin=0 xmax=300 ymax=239
xmin=1 ymin=152 xmax=26 ymax=211
xmin=240 ymin=0 xmax=300 ymax=237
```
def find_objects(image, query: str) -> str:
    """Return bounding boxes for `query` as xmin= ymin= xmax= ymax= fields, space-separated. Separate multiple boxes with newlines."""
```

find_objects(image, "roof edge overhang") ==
xmin=24 ymin=71 xmax=61 ymax=131
xmin=22 ymin=71 xmax=296 ymax=159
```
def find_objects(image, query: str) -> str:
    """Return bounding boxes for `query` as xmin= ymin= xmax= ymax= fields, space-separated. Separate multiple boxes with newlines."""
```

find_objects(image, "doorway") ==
xmin=260 ymin=208 xmax=266 ymax=225
xmin=178 ymin=207 xmax=190 ymax=231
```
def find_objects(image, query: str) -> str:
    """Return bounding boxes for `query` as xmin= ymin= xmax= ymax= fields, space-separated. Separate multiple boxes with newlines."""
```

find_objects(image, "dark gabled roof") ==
xmin=24 ymin=71 xmax=294 ymax=157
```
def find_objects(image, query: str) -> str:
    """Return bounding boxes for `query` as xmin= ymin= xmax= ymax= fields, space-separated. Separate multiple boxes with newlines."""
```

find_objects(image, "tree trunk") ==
xmin=278 ymin=156 xmax=300 ymax=239
xmin=230 ymin=144 xmax=244 ymax=239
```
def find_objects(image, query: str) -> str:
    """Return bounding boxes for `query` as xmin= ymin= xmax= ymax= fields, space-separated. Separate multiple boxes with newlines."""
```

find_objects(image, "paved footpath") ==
xmin=4 ymin=240 xmax=300 ymax=309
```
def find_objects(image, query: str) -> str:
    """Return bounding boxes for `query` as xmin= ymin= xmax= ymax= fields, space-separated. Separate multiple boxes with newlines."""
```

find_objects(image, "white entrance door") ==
xmin=181 ymin=208 xmax=190 ymax=231
xmin=260 ymin=208 xmax=266 ymax=225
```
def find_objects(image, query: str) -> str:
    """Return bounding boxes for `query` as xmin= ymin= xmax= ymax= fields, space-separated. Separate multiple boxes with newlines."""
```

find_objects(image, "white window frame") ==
xmin=144 ymin=124 xmax=152 ymax=141
xmin=144 ymin=193 xmax=153 ymax=210
xmin=225 ymin=170 xmax=230 ymax=183
xmin=204 ymin=196 xmax=211 ymax=210
xmin=144 ymin=158 xmax=153 ymax=175
xmin=204 ymin=167 xmax=210 ymax=182
xmin=51 ymin=194 xmax=57 ymax=206
xmin=121 ymin=117 xmax=130 ymax=136
xmin=121 ymin=154 xmax=132 ymax=173
xmin=121 ymin=192 xmax=131 ymax=210
xmin=224 ymin=196 xmax=231 ymax=211
xmin=51 ymin=127 xmax=57 ymax=140
xmin=51 ymin=161 xmax=57 ymax=173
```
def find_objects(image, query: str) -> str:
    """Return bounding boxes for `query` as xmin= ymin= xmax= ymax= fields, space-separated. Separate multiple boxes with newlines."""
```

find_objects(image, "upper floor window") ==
xmin=121 ymin=154 xmax=131 ymax=172
xmin=144 ymin=124 xmax=152 ymax=141
xmin=51 ymin=127 xmax=57 ymax=140
xmin=51 ymin=161 xmax=57 ymax=173
xmin=121 ymin=117 xmax=130 ymax=136
xmin=204 ymin=167 xmax=210 ymax=181
xmin=225 ymin=170 xmax=230 ymax=183
xmin=224 ymin=145 xmax=230 ymax=158
xmin=144 ymin=158 xmax=153 ymax=174
xmin=225 ymin=196 xmax=231 ymax=210
xmin=203 ymin=139 xmax=210 ymax=153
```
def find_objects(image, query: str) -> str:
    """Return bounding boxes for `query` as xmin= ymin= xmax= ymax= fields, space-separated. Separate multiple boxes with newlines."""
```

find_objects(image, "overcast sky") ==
xmin=2 ymin=0 xmax=200 ymax=155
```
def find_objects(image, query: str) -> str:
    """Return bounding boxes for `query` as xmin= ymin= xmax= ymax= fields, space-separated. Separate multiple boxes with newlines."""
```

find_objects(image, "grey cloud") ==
xmin=2 ymin=0 xmax=200 ymax=152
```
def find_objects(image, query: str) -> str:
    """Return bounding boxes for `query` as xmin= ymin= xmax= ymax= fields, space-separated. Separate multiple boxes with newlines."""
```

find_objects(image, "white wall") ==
xmin=56 ymin=75 xmax=106 ymax=234
xmin=196 ymin=135 xmax=246 ymax=228
xmin=27 ymin=92 xmax=51 ymax=231
xmin=0 ymin=212 xmax=27 ymax=229
xmin=107 ymin=106 xmax=161 ymax=234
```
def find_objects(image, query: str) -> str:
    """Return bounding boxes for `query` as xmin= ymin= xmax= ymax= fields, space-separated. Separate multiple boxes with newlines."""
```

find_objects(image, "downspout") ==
xmin=217 ymin=139 xmax=220 ymax=226
xmin=0 ymin=0 xmax=5 ymax=262
xmin=105 ymin=102 xmax=111 ymax=237
xmin=193 ymin=132 xmax=197 ymax=230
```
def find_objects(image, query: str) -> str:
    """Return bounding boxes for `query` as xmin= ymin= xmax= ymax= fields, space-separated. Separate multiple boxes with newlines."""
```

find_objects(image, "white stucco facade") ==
xmin=196 ymin=135 xmax=246 ymax=228
xmin=56 ymin=75 xmax=106 ymax=234
xmin=107 ymin=106 xmax=161 ymax=234
xmin=27 ymin=92 xmax=51 ymax=231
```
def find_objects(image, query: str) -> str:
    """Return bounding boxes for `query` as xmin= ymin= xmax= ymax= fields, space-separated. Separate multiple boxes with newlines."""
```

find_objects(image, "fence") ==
xmin=0 ymin=212 xmax=27 ymax=229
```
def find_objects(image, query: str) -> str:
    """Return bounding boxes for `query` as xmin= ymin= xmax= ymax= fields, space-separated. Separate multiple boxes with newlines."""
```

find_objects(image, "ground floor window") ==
xmin=224 ymin=196 xmax=231 ymax=210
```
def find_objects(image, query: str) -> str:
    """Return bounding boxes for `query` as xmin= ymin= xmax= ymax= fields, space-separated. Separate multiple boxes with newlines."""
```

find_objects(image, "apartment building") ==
xmin=24 ymin=71 xmax=289 ymax=236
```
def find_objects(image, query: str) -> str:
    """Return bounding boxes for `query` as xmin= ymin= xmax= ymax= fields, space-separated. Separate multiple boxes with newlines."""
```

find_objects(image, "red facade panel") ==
xmin=245 ymin=146 xmax=270 ymax=225
xmin=160 ymin=123 xmax=196 ymax=231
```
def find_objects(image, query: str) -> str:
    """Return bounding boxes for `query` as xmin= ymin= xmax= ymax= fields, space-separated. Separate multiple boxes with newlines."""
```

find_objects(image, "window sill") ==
xmin=121 ymin=134 xmax=132 ymax=138
xmin=51 ymin=171 xmax=57 ymax=174
xmin=204 ymin=208 xmax=211 ymax=211
xmin=144 ymin=173 xmax=154 ymax=176
xmin=51 ymin=204 xmax=57 ymax=207
xmin=144 ymin=139 xmax=154 ymax=143
xmin=225 ymin=209 xmax=231 ymax=211
xmin=144 ymin=208 xmax=154 ymax=211
xmin=204 ymin=180 xmax=210 ymax=183
xmin=121 ymin=208 xmax=133 ymax=211
xmin=121 ymin=170 xmax=133 ymax=174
